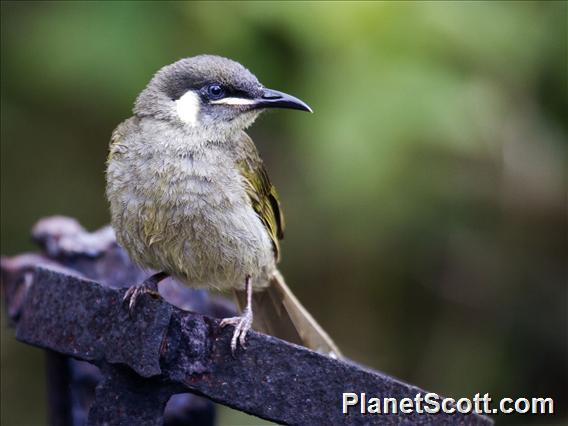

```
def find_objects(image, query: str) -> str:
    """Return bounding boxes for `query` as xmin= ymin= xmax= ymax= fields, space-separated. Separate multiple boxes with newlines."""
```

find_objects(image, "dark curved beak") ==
xmin=254 ymin=88 xmax=313 ymax=113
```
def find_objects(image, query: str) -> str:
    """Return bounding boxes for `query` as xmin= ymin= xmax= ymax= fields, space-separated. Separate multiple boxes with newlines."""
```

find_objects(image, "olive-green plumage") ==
xmin=106 ymin=55 xmax=340 ymax=357
xmin=238 ymin=134 xmax=285 ymax=261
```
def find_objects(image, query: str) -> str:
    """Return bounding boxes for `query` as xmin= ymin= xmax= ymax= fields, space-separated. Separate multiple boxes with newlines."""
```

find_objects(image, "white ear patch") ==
xmin=210 ymin=97 xmax=256 ymax=106
xmin=176 ymin=90 xmax=200 ymax=125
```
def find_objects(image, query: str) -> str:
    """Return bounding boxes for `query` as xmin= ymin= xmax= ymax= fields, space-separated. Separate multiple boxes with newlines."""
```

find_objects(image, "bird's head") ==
xmin=134 ymin=55 xmax=312 ymax=135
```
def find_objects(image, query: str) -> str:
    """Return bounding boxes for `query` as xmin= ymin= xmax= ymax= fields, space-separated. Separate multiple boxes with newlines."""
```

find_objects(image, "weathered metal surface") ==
xmin=13 ymin=267 xmax=491 ymax=425
xmin=18 ymin=268 xmax=172 ymax=378
xmin=1 ymin=217 xmax=493 ymax=425
xmin=1 ymin=217 xmax=218 ymax=426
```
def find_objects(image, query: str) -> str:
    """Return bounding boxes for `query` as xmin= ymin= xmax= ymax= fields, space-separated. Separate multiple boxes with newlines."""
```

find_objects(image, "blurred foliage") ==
xmin=1 ymin=1 xmax=566 ymax=425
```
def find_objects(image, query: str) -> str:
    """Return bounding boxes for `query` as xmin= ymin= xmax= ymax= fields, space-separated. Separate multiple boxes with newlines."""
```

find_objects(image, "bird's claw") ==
xmin=122 ymin=283 xmax=160 ymax=316
xmin=220 ymin=308 xmax=253 ymax=355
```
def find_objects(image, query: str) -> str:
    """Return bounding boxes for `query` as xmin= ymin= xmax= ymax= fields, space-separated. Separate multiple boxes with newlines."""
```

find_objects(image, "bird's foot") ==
xmin=122 ymin=272 xmax=168 ymax=315
xmin=220 ymin=307 xmax=253 ymax=355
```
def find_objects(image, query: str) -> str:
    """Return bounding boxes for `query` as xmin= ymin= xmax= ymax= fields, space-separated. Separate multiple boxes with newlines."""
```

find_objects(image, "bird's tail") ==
xmin=234 ymin=270 xmax=342 ymax=358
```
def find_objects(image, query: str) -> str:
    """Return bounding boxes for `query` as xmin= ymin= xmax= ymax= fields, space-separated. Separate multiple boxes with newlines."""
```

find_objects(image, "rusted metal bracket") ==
xmin=1 ymin=217 xmax=493 ymax=425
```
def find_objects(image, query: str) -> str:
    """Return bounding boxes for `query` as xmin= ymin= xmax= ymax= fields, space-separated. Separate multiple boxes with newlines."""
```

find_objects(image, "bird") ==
xmin=105 ymin=54 xmax=340 ymax=357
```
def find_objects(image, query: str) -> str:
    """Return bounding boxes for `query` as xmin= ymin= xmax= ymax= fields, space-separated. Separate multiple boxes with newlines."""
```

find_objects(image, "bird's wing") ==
xmin=107 ymin=117 xmax=139 ymax=162
xmin=234 ymin=134 xmax=341 ymax=357
xmin=237 ymin=132 xmax=285 ymax=261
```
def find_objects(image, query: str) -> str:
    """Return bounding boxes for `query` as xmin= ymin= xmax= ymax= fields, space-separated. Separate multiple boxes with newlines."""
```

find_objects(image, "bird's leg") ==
xmin=220 ymin=275 xmax=253 ymax=355
xmin=123 ymin=271 xmax=169 ymax=314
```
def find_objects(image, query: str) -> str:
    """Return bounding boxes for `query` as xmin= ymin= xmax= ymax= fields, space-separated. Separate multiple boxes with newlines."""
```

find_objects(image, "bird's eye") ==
xmin=207 ymin=84 xmax=225 ymax=100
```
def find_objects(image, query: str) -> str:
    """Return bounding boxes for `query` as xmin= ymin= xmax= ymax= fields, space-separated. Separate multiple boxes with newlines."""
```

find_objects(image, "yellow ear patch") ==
xmin=176 ymin=90 xmax=200 ymax=125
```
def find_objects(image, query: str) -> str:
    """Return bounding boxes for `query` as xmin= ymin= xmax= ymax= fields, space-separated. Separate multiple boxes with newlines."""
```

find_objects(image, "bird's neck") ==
xmin=136 ymin=117 xmax=248 ymax=163
xmin=176 ymin=108 xmax=262 ymax=143
xmin=182 ymin=123 xmax=242 ymax=147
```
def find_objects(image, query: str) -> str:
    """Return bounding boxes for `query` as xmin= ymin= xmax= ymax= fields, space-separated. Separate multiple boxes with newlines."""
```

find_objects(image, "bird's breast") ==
xmin=107 ymin=141 xmax=275 ymax=289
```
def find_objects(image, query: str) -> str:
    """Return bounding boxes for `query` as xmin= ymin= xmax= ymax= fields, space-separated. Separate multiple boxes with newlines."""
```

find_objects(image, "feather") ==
xmin=236 ymin=133 xmax=341 ymax=358
xmin=235 ymin=271 xmax=342 ymax=359
xmin=237 ymin=133 xmax=285 ymax=261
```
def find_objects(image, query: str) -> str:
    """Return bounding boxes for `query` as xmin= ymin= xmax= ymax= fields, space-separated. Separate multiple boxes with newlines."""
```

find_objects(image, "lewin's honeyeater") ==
xmin=106 ymin=55 xmax=340 ymax=357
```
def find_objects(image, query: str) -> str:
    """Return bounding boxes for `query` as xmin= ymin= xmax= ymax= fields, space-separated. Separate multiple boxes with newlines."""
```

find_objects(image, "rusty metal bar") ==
xmin=1 ymin=217 xmax=493 ymax=425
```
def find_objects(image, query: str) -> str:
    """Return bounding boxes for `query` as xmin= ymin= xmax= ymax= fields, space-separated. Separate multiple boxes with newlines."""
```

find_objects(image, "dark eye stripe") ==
xmin=168 ymin=80 xmax=256 ymax=102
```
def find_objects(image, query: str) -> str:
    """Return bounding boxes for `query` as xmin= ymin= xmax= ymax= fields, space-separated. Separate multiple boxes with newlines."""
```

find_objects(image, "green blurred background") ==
xmin=1 ymin=1 xmax=566 ymax=425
